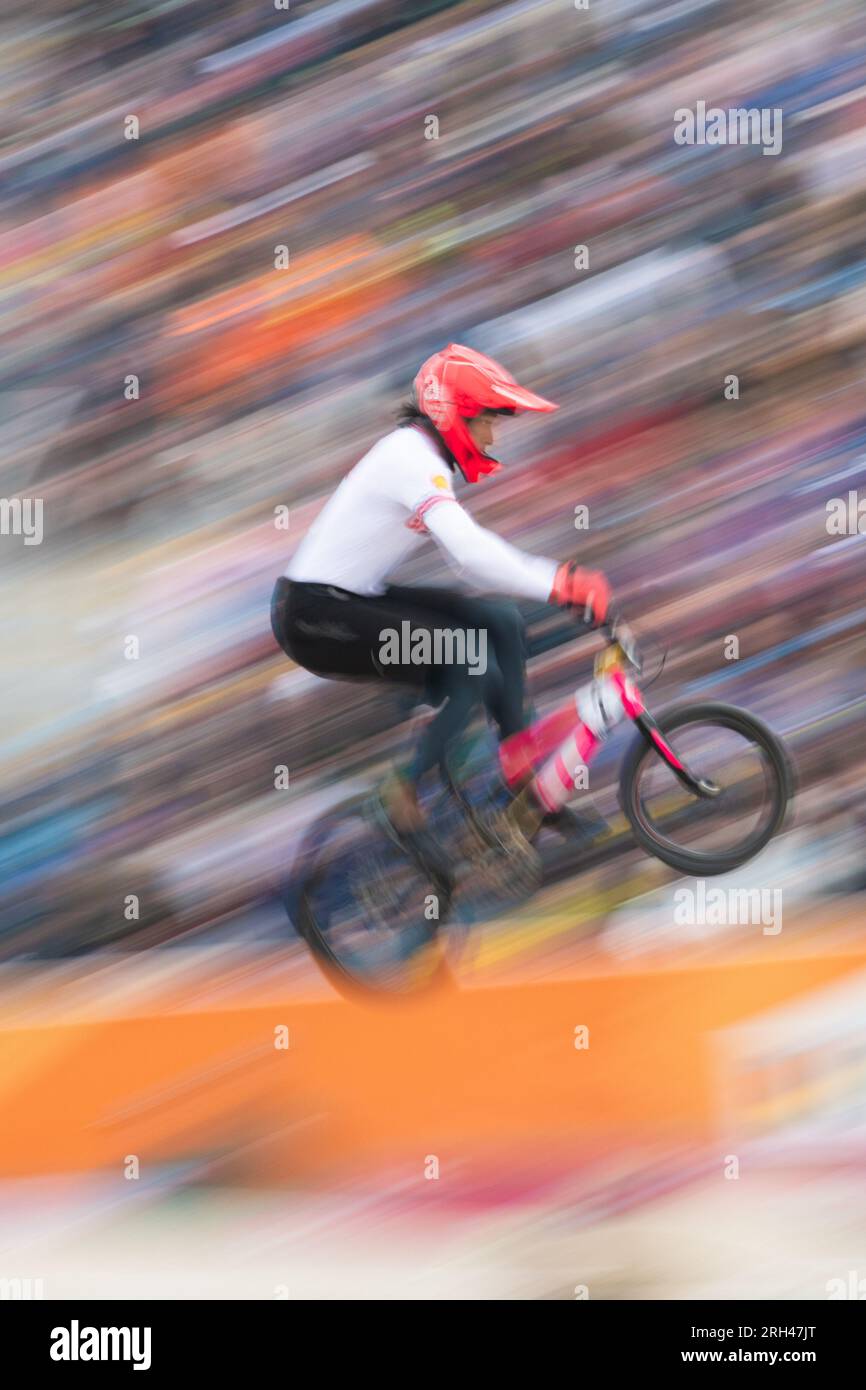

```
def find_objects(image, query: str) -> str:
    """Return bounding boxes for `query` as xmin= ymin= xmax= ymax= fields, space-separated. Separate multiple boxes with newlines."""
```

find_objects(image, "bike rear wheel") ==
xmin=290 ymin=796 xmax=456 ymax=997
xmin=619 ymin=702 xmax=793 ymax=876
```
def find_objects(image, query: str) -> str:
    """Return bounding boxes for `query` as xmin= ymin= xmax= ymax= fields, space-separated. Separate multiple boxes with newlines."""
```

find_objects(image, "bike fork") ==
xmin=632 ymin=712 xmax=721 ymax=799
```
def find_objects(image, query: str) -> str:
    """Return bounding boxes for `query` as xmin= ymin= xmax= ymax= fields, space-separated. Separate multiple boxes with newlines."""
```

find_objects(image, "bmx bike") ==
xmin=285 ymin=615 xmax=794 ymax=996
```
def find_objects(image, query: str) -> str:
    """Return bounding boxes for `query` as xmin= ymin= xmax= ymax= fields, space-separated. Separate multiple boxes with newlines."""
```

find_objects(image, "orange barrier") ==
xmin=2 ymin=921 xmax=865 ymax=1182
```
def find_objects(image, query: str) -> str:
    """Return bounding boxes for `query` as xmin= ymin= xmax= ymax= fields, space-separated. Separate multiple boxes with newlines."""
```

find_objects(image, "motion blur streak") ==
xmin=1 ymin=0 xmax=865 ymax=1299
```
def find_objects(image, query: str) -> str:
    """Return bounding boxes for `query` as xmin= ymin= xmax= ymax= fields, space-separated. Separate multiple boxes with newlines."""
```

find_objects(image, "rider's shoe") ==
xmin=495 ymin=771 xmax=609 ymax=843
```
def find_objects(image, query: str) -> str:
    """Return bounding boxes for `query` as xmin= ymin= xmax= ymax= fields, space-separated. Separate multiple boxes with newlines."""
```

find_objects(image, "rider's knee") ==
xmin=484 ymin=603 xmax=526 ymax=670
xmin=479 ymin=599 xmax=524 ymax=647
xmin=430 ymin=661 xmax=481 ymax=708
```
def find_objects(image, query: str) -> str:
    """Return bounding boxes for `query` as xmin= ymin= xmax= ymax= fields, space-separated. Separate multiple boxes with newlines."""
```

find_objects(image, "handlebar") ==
xmin=600 ymin=612 xmax=643 ymax=674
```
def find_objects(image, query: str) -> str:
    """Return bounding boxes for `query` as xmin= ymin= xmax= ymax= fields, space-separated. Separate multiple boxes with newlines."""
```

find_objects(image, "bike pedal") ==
xmin=477 ymin=808 xmax=542 ymax=887
xmin=476 ymin=837 xmax=542 ymax=899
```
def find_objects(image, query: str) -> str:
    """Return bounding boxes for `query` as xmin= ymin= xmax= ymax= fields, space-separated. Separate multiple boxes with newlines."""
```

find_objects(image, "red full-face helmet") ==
xmin=413 ymin=343 xmax=558 ymax=483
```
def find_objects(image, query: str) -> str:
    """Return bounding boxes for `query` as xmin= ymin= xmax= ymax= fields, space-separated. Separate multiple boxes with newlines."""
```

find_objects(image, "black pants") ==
xmin=271 ymin=577 xmax=528 ymax=782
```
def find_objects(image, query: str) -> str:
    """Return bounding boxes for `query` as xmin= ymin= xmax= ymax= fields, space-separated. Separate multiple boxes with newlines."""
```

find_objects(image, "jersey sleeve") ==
xmin=384 ymin=430 xmax=556 ymax=601
xmin=387 ymin=437 xmax=459 ymax=529
xmin=425 ymin=500 xmax=557 ymax=602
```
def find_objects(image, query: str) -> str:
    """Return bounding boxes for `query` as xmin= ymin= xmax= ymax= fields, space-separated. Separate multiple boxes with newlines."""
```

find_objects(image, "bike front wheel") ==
xmin=619 ymin=701 xmax=794 ymax=876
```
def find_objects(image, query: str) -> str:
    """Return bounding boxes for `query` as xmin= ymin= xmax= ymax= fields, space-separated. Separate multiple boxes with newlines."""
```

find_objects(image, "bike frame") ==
xmin=498 ymin=621 xmax=719 ymax=820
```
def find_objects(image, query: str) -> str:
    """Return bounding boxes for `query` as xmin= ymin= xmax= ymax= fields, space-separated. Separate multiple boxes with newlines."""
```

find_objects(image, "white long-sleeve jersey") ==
xmin=286 ymin=425 xmax=556 ymax=602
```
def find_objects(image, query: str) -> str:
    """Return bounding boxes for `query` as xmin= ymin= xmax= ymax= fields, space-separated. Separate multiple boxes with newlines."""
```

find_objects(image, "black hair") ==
xmin=395 ymin=401 xmax=456 ymax=468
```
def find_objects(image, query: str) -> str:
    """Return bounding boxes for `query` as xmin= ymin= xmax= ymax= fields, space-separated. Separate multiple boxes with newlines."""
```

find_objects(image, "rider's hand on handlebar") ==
xmin=550 ymin=561 xmax=611 ymax=626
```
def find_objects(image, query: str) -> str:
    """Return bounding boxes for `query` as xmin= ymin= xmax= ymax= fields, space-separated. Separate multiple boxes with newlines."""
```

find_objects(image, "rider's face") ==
xmin=465 ymin=411 xmax=499 ymax=455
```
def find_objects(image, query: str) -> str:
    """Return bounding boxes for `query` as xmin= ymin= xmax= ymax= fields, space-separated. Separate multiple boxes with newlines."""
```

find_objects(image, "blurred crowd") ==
xmin=2 ymin=0 xmax=865 ymax=956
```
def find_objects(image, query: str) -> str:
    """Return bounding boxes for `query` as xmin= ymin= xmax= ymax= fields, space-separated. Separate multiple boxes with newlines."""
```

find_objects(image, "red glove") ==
xmin=550 ymin=561 xmax=611 ymax=624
